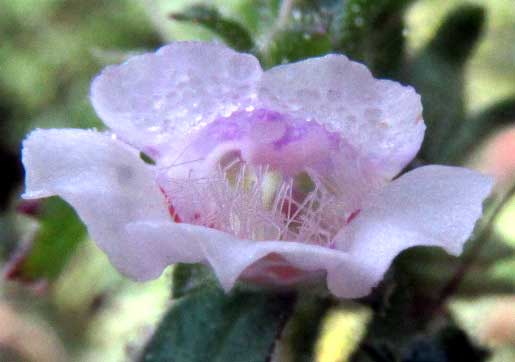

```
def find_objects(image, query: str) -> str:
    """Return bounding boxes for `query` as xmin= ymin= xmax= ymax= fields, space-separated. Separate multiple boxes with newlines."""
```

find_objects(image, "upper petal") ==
xmin=22 ymin=129 xmax=170 ymax=278
xmin=335 ymin=165 xmax=494 ymax=284
xmin=258 ymin=55 xmax=425 ymax=180
xmin=90 ymin=42 xmax=262 ymax=156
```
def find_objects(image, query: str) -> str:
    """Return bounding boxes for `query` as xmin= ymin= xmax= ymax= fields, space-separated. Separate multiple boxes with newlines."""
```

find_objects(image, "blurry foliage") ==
xmin=141 ymin=263 xmax=295 ymax=362
xmin=170 ymin=5 xmax=254 ymax=51
xmin=4 ymin=197 xmax=86 ymax=283
xmin=0 ymin=0 xmax=514 ymax=361
xmin=0 ymin=0 xmax=162 ymax=287
xmin=280 ymin=294 xmax=334 ymax=362
xmin=334 ymin=0 xmax=414 ymax=77
xmin=316 ymin=306 xmax=371 ymax=362
xmin=400 ymin=326 xmax=489 ymax=362
xmin=447 ymin=98 xmax=515 ymax=165
xmin=0 ymin=0 xmax=160 ymax=146
xmin=410 ymin=4 xmax=485 ymax=164
xmin=171 ymin=263 xmax=218 ymax=298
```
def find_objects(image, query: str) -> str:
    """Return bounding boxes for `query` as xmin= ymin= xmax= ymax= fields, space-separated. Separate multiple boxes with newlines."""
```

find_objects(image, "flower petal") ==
xmin=335 ymin=165 xmax=494 ymax=285
xmin=22 ymin=129 xmax=170 ymax=279
xmin=126 ymin=221 xmax=379 ymax=298
xmin=258 ymin=54 xmax=425 ymax=180
xmin=90 ymin=42 xmax=262 ymax=156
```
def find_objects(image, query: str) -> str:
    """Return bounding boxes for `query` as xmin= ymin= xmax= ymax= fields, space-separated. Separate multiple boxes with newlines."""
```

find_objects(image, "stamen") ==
xmin=163 ymin=158 xmax=350 ymax=245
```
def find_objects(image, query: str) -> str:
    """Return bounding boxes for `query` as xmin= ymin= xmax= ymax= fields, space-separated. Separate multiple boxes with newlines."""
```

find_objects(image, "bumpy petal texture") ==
xmin=90 ymin=42 xmax=262 ymax=158
xmin=91 ymin=42 xmax=424 ymax=184
xmin=258 ymin=55 xmax=426 ymax=180
xmin=22 ymin=129 xmax=171 ymax=279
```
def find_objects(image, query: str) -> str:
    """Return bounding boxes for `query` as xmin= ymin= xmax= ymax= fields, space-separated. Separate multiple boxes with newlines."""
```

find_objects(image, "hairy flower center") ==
xmin=166 ymin=158 xmax=348 ymax=245
xmin=158 ymin=108 xmax=361 ymax=245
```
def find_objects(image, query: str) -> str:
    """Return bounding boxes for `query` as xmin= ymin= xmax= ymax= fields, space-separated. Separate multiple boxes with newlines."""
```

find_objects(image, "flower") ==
xmin=21 ymin=42 xmax=493 ymax=298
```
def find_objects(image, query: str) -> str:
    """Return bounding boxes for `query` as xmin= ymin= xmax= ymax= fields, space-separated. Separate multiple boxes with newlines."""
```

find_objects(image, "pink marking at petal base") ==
xmin=346 ymin=209 xmax=361 ymax=223
xmin=241 ymin=253 xmax=313 ymax=286
xmin=159 ymin=186 xmax=181 ymax=223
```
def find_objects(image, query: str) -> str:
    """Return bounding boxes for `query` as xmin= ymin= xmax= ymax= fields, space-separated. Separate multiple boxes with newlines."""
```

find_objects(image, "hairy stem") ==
xmin=260 ymin=0 xmax=296 ymax=62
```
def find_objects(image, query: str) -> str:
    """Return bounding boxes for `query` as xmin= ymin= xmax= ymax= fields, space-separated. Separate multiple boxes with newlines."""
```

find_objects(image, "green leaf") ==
xmin=357 ymin=266 xmax=432 ymax=348
xmin=423 ymin=5 xmax=486 ymax=66
xmin=171 ymin=263 xmax=217 ymax=298
xmin=257 ymin=0 xmax=336 ymax=68
xmin=353 ymin=253 xmax=493 ymax=361
xmin=139 ymin=286 xmax=295 ymax=362
xmin=281 ymin=294 xmax=333 ymax=362
xmin=396 ymin=246 xmax=515 ymax=297
xmin=351 ymin=276 xmax=424 ymax=362
xmin=171 ymin=5 xmax=254 ymax=51
xmin=6 ymin=197 xmax=86 ymax=282
xmin=410 ymin=5 xmax=485 ymax=163
xmin=334 ymin=0 xmax=414 ymax=77
xmin=262 ymin=29 xmax=332 ymax=68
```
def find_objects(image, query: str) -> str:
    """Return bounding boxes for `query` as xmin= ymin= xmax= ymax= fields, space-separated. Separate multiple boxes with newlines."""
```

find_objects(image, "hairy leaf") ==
xmin=172 ymin=263 xmax=217 ymax=298
xmin=139 ymin=285 xmax=295 ymax=362
xmin=171 ymin=5 xmax=254 ymax=51
xmin=262 ymin=29 xmax=332 ymax=67
xmin=334 ymin=0 xmax=414 ymax=77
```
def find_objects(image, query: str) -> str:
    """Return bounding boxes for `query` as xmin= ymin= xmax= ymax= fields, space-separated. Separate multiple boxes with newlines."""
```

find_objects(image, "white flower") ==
xmin=22 ymin=42 xmax=493 ymax=298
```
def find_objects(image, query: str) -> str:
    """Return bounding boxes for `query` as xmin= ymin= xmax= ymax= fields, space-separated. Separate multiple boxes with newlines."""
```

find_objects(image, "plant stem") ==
xmin=260 ymin=0 xmax=296 ymax=63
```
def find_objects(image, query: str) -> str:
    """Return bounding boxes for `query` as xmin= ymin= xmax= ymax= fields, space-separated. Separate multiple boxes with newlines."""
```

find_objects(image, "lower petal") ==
xmin=126 ymin=221 xmax=375 ymax=298
xmin=336 ymin=165 xmax=494 ymax=283
xmin=22 ymin=129 xmax=170 ymax=279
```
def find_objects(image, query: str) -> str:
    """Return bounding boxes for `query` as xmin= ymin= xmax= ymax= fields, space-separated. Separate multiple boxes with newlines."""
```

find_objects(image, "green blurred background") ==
xmin=0 ymin=1 xmax=514 ymax=361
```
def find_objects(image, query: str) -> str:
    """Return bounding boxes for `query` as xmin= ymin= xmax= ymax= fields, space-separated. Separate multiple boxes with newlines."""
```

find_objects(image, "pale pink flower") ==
xmin=22 ymin=42 xmax=493 ymax=298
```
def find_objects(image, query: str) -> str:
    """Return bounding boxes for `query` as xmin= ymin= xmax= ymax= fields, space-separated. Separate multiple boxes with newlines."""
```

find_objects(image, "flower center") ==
xmin=158 ymin=109 xmax=361 ymax=245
